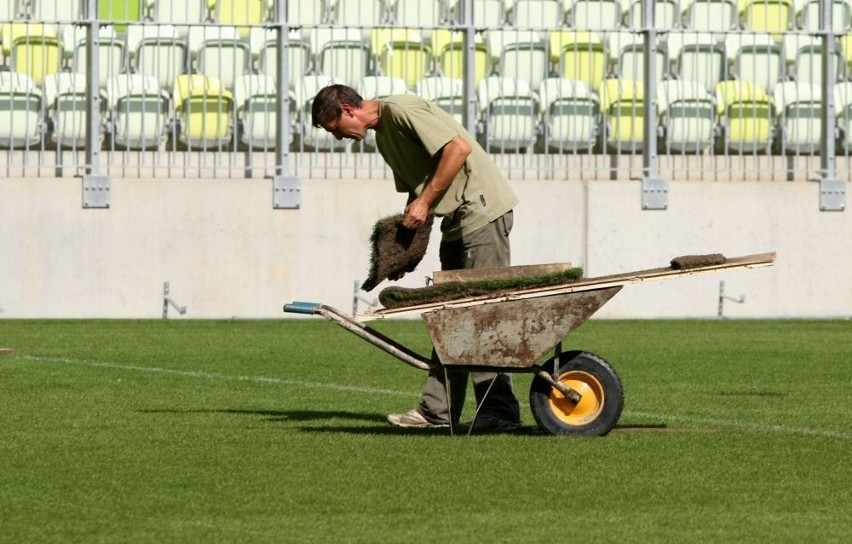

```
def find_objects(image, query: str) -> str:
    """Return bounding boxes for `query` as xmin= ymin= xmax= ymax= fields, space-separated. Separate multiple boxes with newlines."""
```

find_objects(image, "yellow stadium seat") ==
xmin=173 ymin=74 xmax=234 ymax=150
xmin=10 ymin=33 xmax=62 ymax=86
xmin=548 ymin=30 xmax=607 ymax=91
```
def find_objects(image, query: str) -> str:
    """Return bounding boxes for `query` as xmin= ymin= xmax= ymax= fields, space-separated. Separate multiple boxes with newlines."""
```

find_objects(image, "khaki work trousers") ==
xmin=416 ymin=211 xmax=521 ymax=425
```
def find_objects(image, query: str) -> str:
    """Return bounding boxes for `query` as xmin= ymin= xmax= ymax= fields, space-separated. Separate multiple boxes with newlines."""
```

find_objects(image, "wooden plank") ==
xmin=432 ymin=262 xmax=574 ymax=284
xmin=357 ymin=252 xmax=776 ymax=321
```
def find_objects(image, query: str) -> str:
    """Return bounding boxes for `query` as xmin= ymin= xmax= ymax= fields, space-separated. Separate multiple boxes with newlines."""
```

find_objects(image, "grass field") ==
xmin=1 ymin=319 xmax=850 ymax=543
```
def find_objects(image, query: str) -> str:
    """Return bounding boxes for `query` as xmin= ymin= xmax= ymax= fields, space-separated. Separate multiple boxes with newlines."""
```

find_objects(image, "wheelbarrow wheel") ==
xmin=529 ymin=351 xmax=624 ymax=436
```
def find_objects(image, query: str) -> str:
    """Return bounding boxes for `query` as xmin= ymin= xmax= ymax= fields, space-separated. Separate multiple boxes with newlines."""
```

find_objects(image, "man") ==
xmin=312 ymin=84 xmax=521 ymax=431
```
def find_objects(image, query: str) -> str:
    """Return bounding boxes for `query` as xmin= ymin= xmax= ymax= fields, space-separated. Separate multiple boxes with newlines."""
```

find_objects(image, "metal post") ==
xmin=460 ymin=0 xmax=477 ymax=137
xmin=82 ymin=0 xmax=110 ymax=208
xmin=272 ymin=0 xmax=301 ymax=209
xmin=819 ymin=0 xmax=846 ymax=211
xmin=640 ymin=0 xmax=668 ymax=210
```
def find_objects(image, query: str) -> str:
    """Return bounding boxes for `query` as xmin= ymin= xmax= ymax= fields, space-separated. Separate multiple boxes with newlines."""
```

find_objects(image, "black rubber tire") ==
xmin=529 ymin=351 xmax=624 ymax=436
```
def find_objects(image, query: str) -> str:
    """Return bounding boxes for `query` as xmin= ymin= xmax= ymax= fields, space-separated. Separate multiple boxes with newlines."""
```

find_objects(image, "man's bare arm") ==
xmin=403 ymin=136 xmax=472 ymax=229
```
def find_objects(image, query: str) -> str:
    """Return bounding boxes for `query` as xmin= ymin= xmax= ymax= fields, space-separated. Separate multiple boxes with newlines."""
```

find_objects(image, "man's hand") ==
xmin=403 ymin=199 xmax=430 ymax=229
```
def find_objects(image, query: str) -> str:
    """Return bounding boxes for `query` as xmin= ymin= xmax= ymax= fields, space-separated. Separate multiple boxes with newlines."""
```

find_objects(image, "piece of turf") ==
xmin=670 ymin=253 xmax=726 ymax=270
xmin=361 ymin=213 xmax=434 ymax=292
xmin=378 ymin=267 xmax=584 ymax=308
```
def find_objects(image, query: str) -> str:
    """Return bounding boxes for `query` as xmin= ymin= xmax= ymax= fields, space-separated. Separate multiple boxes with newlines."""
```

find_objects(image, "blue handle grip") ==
xmin=283 ymin=301 xmax=322 ymax=315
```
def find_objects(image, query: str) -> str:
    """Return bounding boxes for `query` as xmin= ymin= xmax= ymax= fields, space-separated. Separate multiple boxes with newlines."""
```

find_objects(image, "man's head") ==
xmin=311 ymin=84 xmax=369 ymax=141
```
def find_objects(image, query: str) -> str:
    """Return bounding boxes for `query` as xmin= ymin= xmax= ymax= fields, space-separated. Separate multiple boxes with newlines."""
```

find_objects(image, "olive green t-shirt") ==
xmin=374 ymin=95 xmax=518 ymax=241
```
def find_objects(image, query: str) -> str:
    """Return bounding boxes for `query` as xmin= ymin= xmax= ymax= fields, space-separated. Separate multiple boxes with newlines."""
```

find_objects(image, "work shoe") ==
xmin=469 ymin=415 xmax=522 ymax=433
xmin=386 ymin=409 xmax=449 ymax=429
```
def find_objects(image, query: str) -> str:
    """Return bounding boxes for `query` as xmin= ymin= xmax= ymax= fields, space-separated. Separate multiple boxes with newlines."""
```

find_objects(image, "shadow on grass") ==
xmin=137 ymin=407 xmax=387 ymax=424
xmin=138 ymin=408 xmax=672 ymax=436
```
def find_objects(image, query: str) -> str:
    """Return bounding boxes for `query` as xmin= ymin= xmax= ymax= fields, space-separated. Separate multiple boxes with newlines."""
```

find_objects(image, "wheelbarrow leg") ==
xmin=467 ymin=374 xmax=501 ymax=436
xmin=443 ymin=367 xmax=455 ymax=437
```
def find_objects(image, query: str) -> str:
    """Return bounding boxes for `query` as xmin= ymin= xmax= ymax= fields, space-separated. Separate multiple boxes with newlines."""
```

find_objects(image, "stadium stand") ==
xmin=1 ymin=0 xmax=851 ymax=179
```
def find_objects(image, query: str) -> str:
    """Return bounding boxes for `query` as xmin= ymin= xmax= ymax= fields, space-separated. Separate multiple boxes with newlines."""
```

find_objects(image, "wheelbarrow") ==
xmin=284 ymin=252 xmax=776 ymax=436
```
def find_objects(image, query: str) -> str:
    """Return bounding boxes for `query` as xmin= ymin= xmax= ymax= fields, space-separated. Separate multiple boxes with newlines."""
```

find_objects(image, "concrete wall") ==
xmin=1 ymin=176 xmax=849 ymax=319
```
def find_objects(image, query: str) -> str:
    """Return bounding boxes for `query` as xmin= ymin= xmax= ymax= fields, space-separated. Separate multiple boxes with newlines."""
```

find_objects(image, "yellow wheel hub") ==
xmin=549 ymin=371 xmax=605 ymax=426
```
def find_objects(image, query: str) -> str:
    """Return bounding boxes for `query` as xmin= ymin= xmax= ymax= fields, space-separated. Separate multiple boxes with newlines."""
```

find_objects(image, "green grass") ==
xmin=1 ymin=319 xmax=850 ymax=543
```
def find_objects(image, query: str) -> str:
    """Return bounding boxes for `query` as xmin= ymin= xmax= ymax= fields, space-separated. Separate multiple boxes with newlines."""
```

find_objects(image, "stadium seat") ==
xmin=98 ymin=0 xmax=144 ymax=32
xmin=370 ymin=28 xmax=431 ymax=89
xmin=600 ymin=78 xmax=645 ymax=153
xmin=776 ymin=98 xmax=822 ymax=154
xmin=435 ymin=30 xmax=490 ymax=87
xmin=729 ymin=35 xmax=784 ymax=94
xmin=233 ymin=73 xmax=290 ymax=150
xmin=310 ymin=29 xmax=367 ymax=88
xmin=196 ymin=35 xmax=252 ymax=90
xmin=657 ymin=81 xmax=716 ymax=154
xmin=772 ymin=80 xmax=819 ymax=113
xmin=477 ymin=75 xmax=539 ymax=152
xmin=448 ymin=0 xmax=508 ymax=26
xmin=672 ymin=33 xmax=727 ymax=93
xmin=72 ymin=33 xmax=128 ymax=89
xmin=172 ymin=73 xmax=234 ymax=150
xmin=27 ymin=0 xmax=84 ymax=32
xmin=793 ymin=43 xmax=845 ymax=86
xmin=415 ymin=75 xmax=465 ymax=123
xmin=682 ymin=0 xmax=739 ymax=32
xmin=187 ymin=25 xmax=239 ymax=63
xmin=797 ymin=0 xmax=849 ymax=32
xmin=43 ymin=71 xmax=105 ymax=149
xmin=511 ymin=0 xmax=565 ymax=27
xmin=606 ymin=30 xmax=643 ymax=69
xmin=487 ymin=29 xmax=548 ymax=92
xmin=358 ymin=75 xmax=410 ymax=98
xmin=105 ymin=73 xmax=170 ymax=150
xmin=286 ymin=0 xmax=328 ymax=26
xmin=568 ymin=0 xmax=622 ymax=30
xmin=625 ymin=0 xmax=680 ymax=29
xmin=134 ymin=34 xmax=189 ymax=95
xmin=153 ymin=0 xmax=211 ymax=37
xmin=253 ymin=28 xmax=310 ymax=89
xmin=126 ymin=23 xmax=179 ymax=63
xmin=783 ymin=33 xmax=819 ymax=71
xmin=9 ymin=32 xmax=62 ymax=86
xmin=536 ymin=77 xmax=600 ymax=152
xmin=549 ymin=30 xmax=607 ymax=91
xmin=2 ymin=21 xmax=52 ymax=60
xmin=833 ymin=80 xmax=852 ymax=116
xmin=657 ymin=78 xmax=711 ymax=114
xmin=616 ymin=42 xmax=670 ymax=84
xmin=213 ymin=0 xmax=268 ymax=38
xmin=0 ymin=71 xmax=43 ymax=149
xmin=391 ymin=0 xmax=450 ymax=26
xmin=0 ymin=0 xmax=24 ymax=23
xmin=152 ymin=0 xmax=210 ymax=33
xmin=741 ymin=0 xmax=794 ymax=38
xmin=714 ymin=80 xmax=776 ymax=153
xmin=333 ymin=0 xmax=388 ymax=26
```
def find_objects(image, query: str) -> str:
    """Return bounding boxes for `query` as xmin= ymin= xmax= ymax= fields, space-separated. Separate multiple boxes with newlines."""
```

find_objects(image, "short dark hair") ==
xmin=311 ymin=84 xmax=364 ymax=127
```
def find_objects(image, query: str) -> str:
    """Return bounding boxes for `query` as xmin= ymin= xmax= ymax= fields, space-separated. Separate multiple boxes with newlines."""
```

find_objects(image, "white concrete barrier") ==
xmin=0 ymin=176 xmax=849 ymax=318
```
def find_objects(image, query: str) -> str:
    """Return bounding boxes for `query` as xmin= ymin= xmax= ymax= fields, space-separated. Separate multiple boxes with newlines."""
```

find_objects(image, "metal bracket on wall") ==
xmin=82 ymin=174 xmax=111 ymax=209
xmin=641 ymin=176 xmax=669 ymax=210
xmin=272 ymin=175 xmax=301 ymax=209
xmin=162 ymin=282 xmax=187 ymax=319
xmin=819 ymin=177 xmax=846 ymax=212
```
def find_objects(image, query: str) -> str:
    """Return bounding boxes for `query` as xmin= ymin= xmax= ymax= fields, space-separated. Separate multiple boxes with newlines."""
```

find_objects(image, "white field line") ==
xmin=17 ymin=355 xmax=851 ymax=440
xmin=18 ymin=355 xmax=419 ymax=399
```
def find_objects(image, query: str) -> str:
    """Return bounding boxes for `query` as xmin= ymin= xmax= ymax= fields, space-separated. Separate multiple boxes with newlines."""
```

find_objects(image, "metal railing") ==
xmin=0 ymin=0 xmax=849 ymax=199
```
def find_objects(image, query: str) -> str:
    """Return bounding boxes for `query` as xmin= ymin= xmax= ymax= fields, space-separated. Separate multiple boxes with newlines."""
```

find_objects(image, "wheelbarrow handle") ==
xmin=283 ymin=301 xmax=322 ymax=315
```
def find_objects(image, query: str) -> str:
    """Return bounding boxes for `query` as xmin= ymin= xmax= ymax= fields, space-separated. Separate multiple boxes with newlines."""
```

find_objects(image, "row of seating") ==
xmin=3 ymin=0 xmax=852 ymax=35
xmin=4 ymin=21 xmax=852 ymax=99
xmin=4 ymin=69 xmax=852 ymax=155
